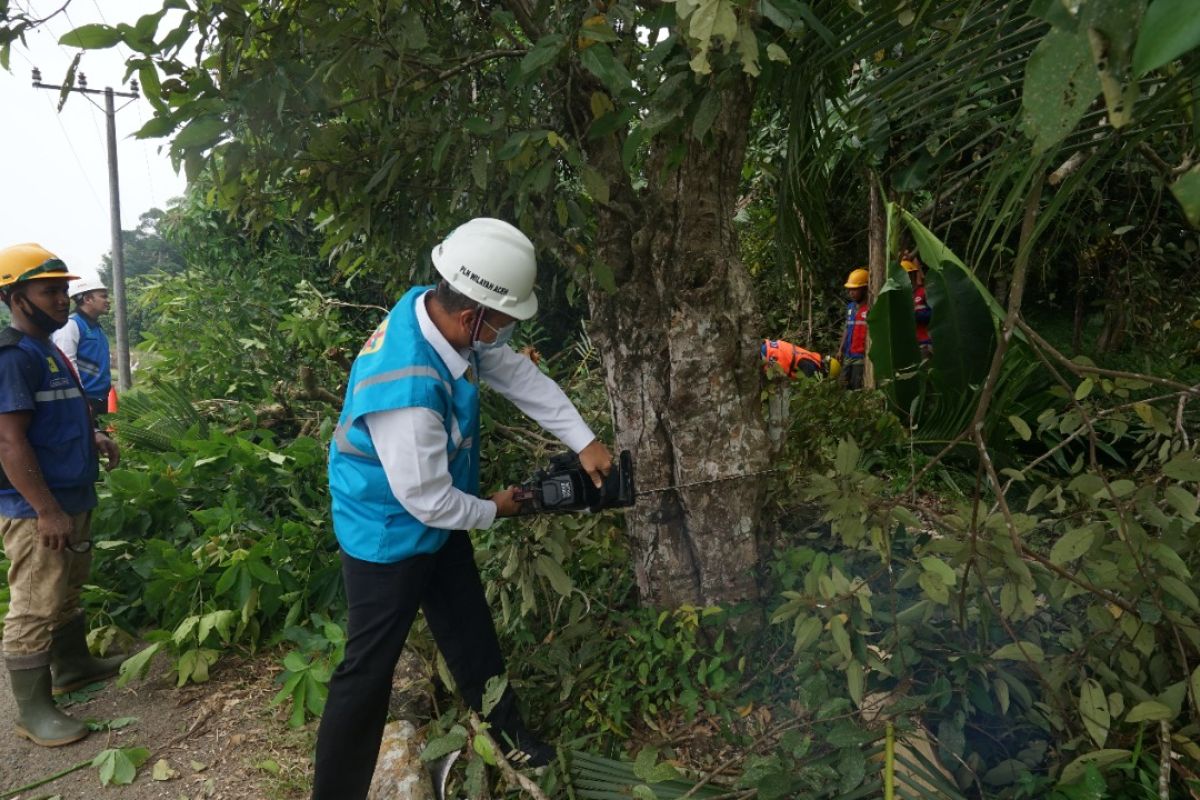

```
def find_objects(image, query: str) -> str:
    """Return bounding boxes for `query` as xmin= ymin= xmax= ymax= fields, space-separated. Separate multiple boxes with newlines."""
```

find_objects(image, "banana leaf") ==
xmin=866 ymin=263 xmax=923 ymax=416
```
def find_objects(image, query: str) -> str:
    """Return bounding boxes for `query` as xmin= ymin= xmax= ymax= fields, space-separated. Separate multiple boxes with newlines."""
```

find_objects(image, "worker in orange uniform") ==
xmin=840 ymin=268 xmax=870 ymax=390
xmin=761 ymin=339 xmax=840 ymax=380
xmin=901 ymin=255 xmax=933 ymax=358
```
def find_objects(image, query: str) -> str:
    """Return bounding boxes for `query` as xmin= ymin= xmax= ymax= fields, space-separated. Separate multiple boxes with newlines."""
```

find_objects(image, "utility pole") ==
xmin=31 ymin=67 xmax=138 ymax=391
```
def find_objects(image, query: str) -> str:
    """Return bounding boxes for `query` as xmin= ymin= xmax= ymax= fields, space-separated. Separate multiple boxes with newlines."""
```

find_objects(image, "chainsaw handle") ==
xmin=512 ymin=486 xmax=539 ymax=516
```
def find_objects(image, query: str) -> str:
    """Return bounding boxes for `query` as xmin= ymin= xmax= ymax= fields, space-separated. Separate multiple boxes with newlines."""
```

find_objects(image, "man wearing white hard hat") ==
xmin=315 ymin=219 xmax=613 ymax=797
xmin=51 ymin=272 xmax=112 ymax=418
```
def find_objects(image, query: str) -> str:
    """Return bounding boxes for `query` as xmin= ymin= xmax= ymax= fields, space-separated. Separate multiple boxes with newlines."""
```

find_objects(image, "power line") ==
xmin=36 ymin=90 xmax=106 ymax=210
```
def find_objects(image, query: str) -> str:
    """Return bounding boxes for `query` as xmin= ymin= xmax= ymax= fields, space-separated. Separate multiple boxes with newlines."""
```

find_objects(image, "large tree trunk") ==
xmin=578 ymin=78 xmax=770 ymax=608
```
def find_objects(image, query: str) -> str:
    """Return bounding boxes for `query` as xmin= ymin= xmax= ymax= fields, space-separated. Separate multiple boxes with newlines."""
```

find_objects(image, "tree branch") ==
xmin=1015 ymin=318 xmax=1198 ymax=396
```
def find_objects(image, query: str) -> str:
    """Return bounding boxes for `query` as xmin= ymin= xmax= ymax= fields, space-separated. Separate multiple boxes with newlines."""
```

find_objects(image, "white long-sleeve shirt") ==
xmin=364 ymin=291 xmax=595 ymax=532
xmin=51 ymin=317 xmax=81 ymax=370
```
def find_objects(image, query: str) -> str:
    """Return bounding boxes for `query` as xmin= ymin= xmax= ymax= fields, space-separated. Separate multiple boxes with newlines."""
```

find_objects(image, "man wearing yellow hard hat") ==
xmin=840 ymin=267 xmax=870 ymax=389
xmin=901 ymin=253 xmax=933 ymax=358
xmin=0 ymin=243 xmax=122 ymax=747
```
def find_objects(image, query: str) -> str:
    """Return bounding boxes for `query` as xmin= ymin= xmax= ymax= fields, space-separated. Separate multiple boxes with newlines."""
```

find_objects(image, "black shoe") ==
xmin=497 ymin=724 xmax=555 ymax=769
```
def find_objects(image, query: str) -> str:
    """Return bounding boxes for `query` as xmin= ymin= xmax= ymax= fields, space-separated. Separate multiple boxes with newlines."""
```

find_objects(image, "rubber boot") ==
xmin=9 ymin=665 xmax=89 ymax=747
xmin=49 ymin=616 xmax=125 ymax=695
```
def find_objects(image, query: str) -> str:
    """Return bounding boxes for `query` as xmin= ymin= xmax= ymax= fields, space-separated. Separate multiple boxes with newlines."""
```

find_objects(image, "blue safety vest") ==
xmin=69 ymin=313 xmax=111 ymax=400
xmin=0 ymin=329 xmax=98 ymax=517
xmin=328 ymin=287 xmax=481 ymax=563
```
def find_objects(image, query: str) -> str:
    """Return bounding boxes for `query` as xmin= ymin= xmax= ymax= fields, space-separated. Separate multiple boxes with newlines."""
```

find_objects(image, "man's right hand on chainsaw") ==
xmin=491 ymin=485 xmax=523 ymax=517
xmin=577 ymin=439 xmax=613 ymax=489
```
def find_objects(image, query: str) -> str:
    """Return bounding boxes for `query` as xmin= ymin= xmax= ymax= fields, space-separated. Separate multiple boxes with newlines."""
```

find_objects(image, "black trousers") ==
xmin=311 ymin=532 xmax=514 ymax=799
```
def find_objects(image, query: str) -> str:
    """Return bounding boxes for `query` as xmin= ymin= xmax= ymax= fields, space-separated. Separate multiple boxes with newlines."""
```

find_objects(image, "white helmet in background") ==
xmin=68 ymin=272 xmax=106 ymax=300
xmin=431 ymin=218 xmax=538 ymax=320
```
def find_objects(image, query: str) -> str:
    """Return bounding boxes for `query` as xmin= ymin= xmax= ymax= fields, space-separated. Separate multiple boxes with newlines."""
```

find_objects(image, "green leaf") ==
xmin=834 ymin=438 xmax=860 ymax=475
xmin=579 ymin=45 xmax=632 ymax=95
xmin=1161 ymin=575 xmax=1200 ymax=611
xmin=1125 ymin=700 xmax=1172 ymax=722
xmin=134 ymin=115 xmax=176 ymax=140
xmin=992 ymin=642 xmax=1045 ymax=663
xmin=918 ymin=571 xmax=950 ymax=605
xmin=1165 ymin=485 xmax=1199 ymax=519
xmin=60 ymin=23 xmax=123 ymax=49
xmin=581 ymin=165 xmax=610 ymax=205
xmin=1163 ymin=452 xmax=1200 ymax=482
xmin=1074 ymin=378 xmax=1094 ymax=401
xmin=920 ymin=556 xmax=957 ymax=586
xmin=766 ymin=43 xmax=790 ymax=63
xmin=1050 ymin=527 xmax=1096 ymax=564
xmin=473 ymin=732 xmax=497 ymax=766
xmin=1009 ymin=415 xmax=1032 ymax=441
xmin=691 ymin=91 xmax=721 ymax=140
xmin=481 ymin=674 xmax=508 ymax=718
xmin=92 ymin=747 xmax=149 ymax=786
xmin=1132 ymin=0 xmax=1200 ymax=74
xmin=830 ymin=615 xmax=852 ymax=661
xmin=1058 ymin=749 xmax=1131 ymax=785
xmin=521 ymin=33 xmax=566 ymax=75
xmin=534 ymin=554 xmax=574 ymax=595
xmin=845 ymin=660 xmax=864 ymax=707
xmin=117 ymin=642 xmax=160 ymax=687
xmin=837 ymin=744 xmax=867 ymax=792
xmin=1022 ymin=28 xmax=1101 ymax=154
xmin=173 ymin=115 xmax=226 ymax=151
xmin=791 ymin=615 xmax=823 ymax=653
xmin=865 ymin=267 xmax=922 ymax=413
xmin=1170 ymin=165 xmax=1200 ymax=228
xmin=421 ymin=729 xmax=467 ymax=762
xmin=1079 ymin=679 xmax=1110 ymax=747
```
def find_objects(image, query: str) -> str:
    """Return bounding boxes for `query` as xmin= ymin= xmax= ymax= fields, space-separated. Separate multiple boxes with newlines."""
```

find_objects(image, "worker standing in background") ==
xmin=840 ymin=268 xmax=870 ymax=390
xmin=902 ymin=255 xmax=933 ymax=358
xmin=51 ymin=273 xmax=112 ymax=419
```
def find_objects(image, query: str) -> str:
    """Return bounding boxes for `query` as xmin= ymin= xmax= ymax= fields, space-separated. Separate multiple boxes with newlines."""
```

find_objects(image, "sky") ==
xmin=1 ymin=0 xmax=188 ymax=277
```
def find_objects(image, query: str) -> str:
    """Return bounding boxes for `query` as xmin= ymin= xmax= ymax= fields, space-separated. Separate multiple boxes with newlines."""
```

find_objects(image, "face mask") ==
xmin=17 ymin=293 xmax=67 ymax=334
xmin=473 ymin=321 xmax=515 ymax=353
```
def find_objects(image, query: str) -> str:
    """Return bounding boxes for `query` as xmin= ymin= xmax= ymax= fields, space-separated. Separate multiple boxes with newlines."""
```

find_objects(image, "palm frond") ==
xmin=112 ymin=379 xmax=207 ymax=453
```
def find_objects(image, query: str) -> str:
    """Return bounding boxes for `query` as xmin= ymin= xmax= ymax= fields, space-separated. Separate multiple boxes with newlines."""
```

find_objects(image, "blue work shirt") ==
xmin=0 ymin=330 xmax=97 ymax=518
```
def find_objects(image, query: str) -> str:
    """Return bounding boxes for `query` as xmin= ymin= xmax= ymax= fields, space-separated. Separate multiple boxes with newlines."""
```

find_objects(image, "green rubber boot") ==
xmin=50 ymin=616 xmax=126 ymax=695
xmin=9 ymin=665 xmax=89 ymax=747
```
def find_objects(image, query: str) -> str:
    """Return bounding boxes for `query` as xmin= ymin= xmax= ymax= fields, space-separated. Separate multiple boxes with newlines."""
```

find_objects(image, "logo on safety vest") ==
xmin=45 ymin=356 xmax=59 ymax=373
xmin=360 ymin=318 xmax=388 ymax=356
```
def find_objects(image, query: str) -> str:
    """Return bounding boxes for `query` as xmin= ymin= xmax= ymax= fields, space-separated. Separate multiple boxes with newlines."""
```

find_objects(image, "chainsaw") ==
xmin=513 ymin=449 xmax=636 ymax=515
xmin=511 ymin=448 xmax=780 ymax=516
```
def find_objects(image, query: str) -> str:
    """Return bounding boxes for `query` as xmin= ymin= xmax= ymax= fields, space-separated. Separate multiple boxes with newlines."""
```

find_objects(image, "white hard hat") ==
xmin=68 ymin=272 xmax=106 ymax=298
xmin=431 ymin=218 xmax=538 ymax=320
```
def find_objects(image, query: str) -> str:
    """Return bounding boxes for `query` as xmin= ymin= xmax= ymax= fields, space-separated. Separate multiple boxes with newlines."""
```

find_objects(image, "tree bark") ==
xmin=578 ymin=77 xmax=770 ymax=608
xmin=865 ymin=176 xmax=887 ymax=390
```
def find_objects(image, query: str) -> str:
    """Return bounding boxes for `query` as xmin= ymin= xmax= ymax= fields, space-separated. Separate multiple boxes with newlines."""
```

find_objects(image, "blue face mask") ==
xmin=473 ymin=319 xmax=515 ymax=353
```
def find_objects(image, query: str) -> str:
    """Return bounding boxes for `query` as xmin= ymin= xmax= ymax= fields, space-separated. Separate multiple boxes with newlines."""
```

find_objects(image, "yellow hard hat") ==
xmin=0 ymin=243 xmax=78 ymax=291
xmin=844 ymin=268 xmax=869 ymax=289
xmin=825 ymin=356 xmax=841 ymax=378
xmin=901 ymin=259 xmax=919 ymax=272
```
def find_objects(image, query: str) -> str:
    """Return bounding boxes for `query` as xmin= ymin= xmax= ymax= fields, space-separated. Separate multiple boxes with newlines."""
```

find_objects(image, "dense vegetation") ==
xmin=2 ymin=0 xmax=1200 ymax=797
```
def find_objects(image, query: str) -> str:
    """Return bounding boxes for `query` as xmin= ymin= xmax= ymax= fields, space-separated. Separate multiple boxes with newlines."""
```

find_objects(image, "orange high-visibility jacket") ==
xmin=761 ymin=339 xmax=823 ymax=379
